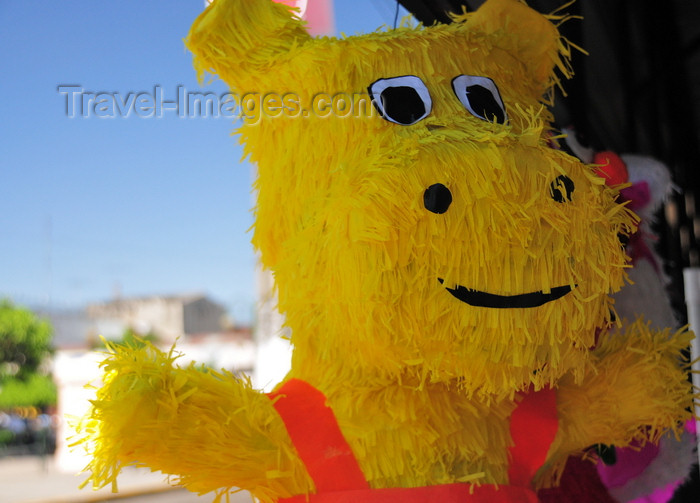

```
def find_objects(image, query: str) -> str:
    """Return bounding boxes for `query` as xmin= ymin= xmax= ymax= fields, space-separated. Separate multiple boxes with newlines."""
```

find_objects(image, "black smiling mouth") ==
xmin=438 ymin=279 xmax=573 ymax=308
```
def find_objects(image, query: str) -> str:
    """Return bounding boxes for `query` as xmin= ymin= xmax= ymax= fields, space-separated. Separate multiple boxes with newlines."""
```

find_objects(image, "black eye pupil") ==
xmin=464 ymin=85 xmax=505 ymax=124
xmin=380 ymin=86 xmax=426 ymax=125
xmin=424 ymin=184 xmax=453 ymax=214
xmin=550 ymin=175 xmax=575 ymax=203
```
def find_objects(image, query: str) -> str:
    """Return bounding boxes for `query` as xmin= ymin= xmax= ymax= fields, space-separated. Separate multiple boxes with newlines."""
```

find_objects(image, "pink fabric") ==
xmin=596 ymin=441 xmax=659 ymax=488
xmin=274 ymin=0 xmax=335 ymax=35
xmin=619 ymin=181 xmax=651 ymax=211
xmin=597 ymin=420 xmax=697 ymax=502
xmin=629 ymin=483 xmax=679 ymax=503
xmin=619 ymin=181 xmax=659 ymax=271
xmin=625 ymin=420 xmax=699 ymax=502
xmin=304 ymin=0 xmax=334 ymax=35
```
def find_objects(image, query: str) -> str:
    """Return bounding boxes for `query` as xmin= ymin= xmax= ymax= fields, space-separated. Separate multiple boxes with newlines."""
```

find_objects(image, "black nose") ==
xmin=424 ymin=183 xmax=452 ymax=214
xmin=550 ymin=175 xmax=575 ymax=203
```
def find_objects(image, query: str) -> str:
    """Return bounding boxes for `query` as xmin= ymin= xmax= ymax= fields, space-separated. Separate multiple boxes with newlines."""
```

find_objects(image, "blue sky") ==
xmin=0 ymin=1 xmax=406 ymax=324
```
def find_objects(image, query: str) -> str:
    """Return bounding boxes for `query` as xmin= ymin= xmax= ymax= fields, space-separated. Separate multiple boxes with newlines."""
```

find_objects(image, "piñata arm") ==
xmin=77 ymin=342 xmax=313 ymax=503
xmin=549 ymin=317 xmax=695 ymax=469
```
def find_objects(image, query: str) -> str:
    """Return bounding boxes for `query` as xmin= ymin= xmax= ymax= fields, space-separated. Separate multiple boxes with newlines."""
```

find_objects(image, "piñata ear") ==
xmin=186 ymin=0 xmax=311 ymax=91
xmin=468 ymin=0 xmax=564 ymax=90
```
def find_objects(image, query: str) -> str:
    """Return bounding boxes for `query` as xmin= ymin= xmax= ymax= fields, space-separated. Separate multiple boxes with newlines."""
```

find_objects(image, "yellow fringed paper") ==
xmin=76 ymin=341 xmax=313 ymax=502
xmin=77 ymin=0 xmax=695 ymax=501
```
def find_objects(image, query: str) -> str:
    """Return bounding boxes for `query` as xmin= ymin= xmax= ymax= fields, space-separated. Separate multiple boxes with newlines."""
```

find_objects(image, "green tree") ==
xmin=0 ymin=301 xmax=56 ymax=450
xmin=0 ymin=373 xmax=56 ymax=409
xmin=0 ymin=300 xmax=53 ymax=382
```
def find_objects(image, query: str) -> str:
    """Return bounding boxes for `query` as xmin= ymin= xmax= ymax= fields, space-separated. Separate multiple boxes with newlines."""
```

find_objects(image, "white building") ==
xmin=87 ymin=294 xmax=228 ymax=344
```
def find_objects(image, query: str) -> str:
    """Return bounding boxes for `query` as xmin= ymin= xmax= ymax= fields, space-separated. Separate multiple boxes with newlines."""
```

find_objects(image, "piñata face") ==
xmin=188 ymin=0 xmax=636 ymax=394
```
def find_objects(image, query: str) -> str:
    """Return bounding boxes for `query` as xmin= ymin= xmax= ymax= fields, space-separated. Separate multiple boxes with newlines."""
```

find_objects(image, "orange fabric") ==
xmin=279 ymin=483 xmax=539 ymax=503
xmin=268 ymin=379 xmax=370 ymax=492
xmin=271 ymin=380 xmax=558 ymax=503
xmin=508 ymin=387 xmax=559 ymax=487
